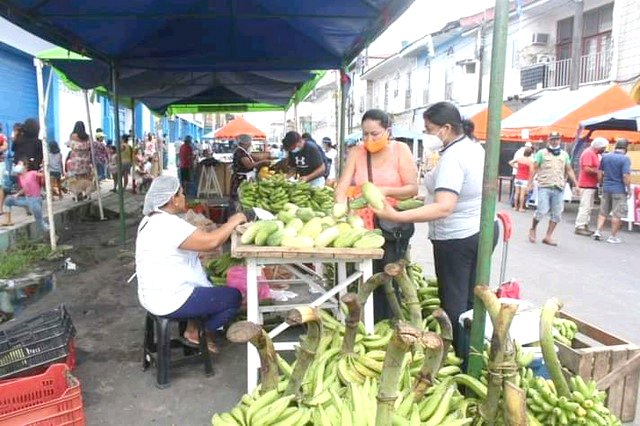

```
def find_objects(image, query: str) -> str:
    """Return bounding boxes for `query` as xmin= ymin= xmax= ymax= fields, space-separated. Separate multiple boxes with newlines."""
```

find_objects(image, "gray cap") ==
xmin=615 ymin=138 xmax=628 ymax=151
xmin=591 ymin=137 xmax=608 ymax=150
xmin=236 ymin=134 xmax=252 ymax=144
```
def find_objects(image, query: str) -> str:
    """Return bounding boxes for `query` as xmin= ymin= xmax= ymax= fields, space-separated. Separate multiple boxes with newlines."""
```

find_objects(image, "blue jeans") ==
xmin=535 ymin=187 xmax=564 ymax=223
xmin=5 ymin=196 xmax=49 ymax=232
xmin=165 ymin=286 xmax=241 ymax=332
xmin=307 ymin=176 xmax=326 ymax=188
xmin=96 ymin=163 xmax=106 ymax=180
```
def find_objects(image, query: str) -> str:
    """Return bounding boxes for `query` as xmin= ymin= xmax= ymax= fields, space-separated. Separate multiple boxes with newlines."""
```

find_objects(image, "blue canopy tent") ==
xmin=2 ymin=0 xmax=415 ymax=245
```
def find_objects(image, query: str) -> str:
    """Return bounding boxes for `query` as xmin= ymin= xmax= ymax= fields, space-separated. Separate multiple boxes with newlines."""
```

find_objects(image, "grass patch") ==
xmin=0 ymin=242 xmax=53 ymax=278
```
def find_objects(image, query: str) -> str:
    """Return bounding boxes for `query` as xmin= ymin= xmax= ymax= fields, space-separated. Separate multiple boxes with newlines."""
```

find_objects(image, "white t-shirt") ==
xmin=135 ymin=212 xmax=210 ymax=315
xmin=325 ymin=148 xmax=337 ymax=179
xmin=427 ymin=137 xmax=484 ymax=240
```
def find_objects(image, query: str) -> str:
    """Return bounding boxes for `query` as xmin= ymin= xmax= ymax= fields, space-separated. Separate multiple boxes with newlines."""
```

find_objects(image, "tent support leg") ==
xmin=111 ymin=63 xmax=126 ymax=244
xmin=34 ymin=59 xmax=57 ymax=250
xmin=337 ymin=71 xmax=348 ymax=176
xmin=467 ymin=0 xmax=510 ymax=379
xmin=84 ymin=90 xmax=105 ymax=220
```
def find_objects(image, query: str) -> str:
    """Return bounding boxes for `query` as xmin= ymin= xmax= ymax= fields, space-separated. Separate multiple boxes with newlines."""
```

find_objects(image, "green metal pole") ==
xmin=111 ymin=63 xmax=126 ymax=244
xmin=467 ymin=0 xmax=510 ymax=379
xmin=337 ymin=70 xmax=347 ymax=175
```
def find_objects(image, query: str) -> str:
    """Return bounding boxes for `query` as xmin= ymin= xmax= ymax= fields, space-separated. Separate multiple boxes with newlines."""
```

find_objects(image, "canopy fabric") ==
xmin=458 ymin=103 xmax=512 ymax=140
xmin=40 ymin=51 xmax=325 ymax=113
xmin=580 ymin=105 xmax=640 ymax=132
xmin=3 ymin=0 xmax=414 ymax=72
xmin=501 ymin=84 xmax=636 ymax=141
xmin=215 ymin=117 xmax=266 ymax=140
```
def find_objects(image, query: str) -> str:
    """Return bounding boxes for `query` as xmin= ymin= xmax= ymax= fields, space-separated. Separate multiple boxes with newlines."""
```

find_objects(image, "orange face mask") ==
xmin=363 ymin=132 xmax=388 ymax=153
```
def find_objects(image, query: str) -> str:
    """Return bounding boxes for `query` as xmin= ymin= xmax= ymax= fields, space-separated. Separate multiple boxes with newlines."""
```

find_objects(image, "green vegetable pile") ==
xmin=238 ymin=175 xmax=334 ymax=214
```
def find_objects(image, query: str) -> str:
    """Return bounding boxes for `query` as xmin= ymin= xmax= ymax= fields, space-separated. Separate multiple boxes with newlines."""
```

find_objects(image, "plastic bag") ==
xmin=226 ymin=266 xmax=270 ymax=304
xmin=496 ymin=280 xmax=520 ymax=299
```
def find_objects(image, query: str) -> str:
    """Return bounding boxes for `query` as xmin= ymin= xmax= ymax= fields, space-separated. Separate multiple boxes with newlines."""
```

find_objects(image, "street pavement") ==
xmin=411 ymin=198 xmax=640 ymax=344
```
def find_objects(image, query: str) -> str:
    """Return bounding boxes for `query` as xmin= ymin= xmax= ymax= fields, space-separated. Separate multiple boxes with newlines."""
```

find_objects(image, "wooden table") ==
xmin=231 ymin=232 xmax=383 ymax=392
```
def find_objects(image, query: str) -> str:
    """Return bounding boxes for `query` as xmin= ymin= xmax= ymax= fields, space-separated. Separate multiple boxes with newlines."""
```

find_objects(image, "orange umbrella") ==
xmin=501 ymin=84 xmax=637 ymax=142
xmin=214 ymin=116 xmax=266 ymax=140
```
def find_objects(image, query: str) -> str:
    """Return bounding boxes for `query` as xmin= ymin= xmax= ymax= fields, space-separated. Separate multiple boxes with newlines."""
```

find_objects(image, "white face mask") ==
xmin=423 ymin=134 xmax=443 ymax=150
xmin=13 ymin=164 xmax=24 ymax=174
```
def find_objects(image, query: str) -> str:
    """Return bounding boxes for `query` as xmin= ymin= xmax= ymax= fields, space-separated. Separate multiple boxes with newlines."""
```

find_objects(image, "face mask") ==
xmin=363 ymin=131 xmax=388 ymax=153
xmin=423 ymin=134 xmax=443 ymax=150
xmin=547 ymin=145 xmax=561 ymax=156
xmin=291 ymin=145 xmax=301 ymax=154
xmin=13 ymin=164 xmax=24 ymax=174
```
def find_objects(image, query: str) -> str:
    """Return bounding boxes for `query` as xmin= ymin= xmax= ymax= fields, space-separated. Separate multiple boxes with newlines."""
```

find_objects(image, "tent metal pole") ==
xmin=34 ymin=59 xmax=57 ymax=250
xmin=293 ymin=102 xmax=298 ymax=132
xmin=111 ymin=63 xmax=126 ymax=244
xmin=337 ymin=70 xmax=348 ymax=176
xmin=467 ymin=0 xmax=510 ymax=379
xmin=131 ymin=99 xmax=136 ymax=146
xmin=83 ymin=90 xmax=105 ymax=220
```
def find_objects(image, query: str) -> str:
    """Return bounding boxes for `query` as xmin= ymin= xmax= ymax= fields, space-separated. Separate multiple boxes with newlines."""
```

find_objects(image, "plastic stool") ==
xmin=142 ymin=313 xmax=214 ymax=389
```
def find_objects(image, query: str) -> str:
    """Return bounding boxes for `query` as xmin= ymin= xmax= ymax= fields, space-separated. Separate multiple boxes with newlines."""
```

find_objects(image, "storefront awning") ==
xmin=458 ymin=103 xmax=512 ymax=141
xmin=501 ymin=84 xmax=636 ymax=142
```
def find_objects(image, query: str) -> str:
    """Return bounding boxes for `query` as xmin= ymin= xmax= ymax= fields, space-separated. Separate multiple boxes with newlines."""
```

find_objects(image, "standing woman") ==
xmin=335 ymin=109 xmax=418 ymax=320
xmin=509 ymin=147 xmax=533 ymax=212
xmin=67 ymin=121 xmax=93 ymax=180
xmin=371 ymin=102 xmax=485 ymax=360
xmin=229 ymin=134 xmax=269 ymax=202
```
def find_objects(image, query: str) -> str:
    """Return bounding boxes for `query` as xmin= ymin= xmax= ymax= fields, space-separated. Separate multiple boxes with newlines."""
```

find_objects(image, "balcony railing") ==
xmin=520 ymin=50 xmax=612 ymax=90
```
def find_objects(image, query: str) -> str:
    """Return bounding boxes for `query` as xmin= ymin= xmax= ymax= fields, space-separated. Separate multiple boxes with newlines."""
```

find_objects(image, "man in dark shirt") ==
xmin=593 ymin=139 xmax=631 ymax=244
xmin=282 ymin=131 xmax=325 ymax=187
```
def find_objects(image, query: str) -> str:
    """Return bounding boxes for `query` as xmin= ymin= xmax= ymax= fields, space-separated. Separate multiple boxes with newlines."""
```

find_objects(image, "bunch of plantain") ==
xmin=553 ymin=317 xmax=578 ymax=346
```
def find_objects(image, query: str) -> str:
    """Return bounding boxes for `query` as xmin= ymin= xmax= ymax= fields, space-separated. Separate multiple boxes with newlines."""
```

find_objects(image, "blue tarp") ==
xmin=0 ymin=1 xmax=414 ymax=72
xmin=580 ymin=105 xmax=640 ymax=132
xmin=47 ymin=58 xmax=319 ymax=112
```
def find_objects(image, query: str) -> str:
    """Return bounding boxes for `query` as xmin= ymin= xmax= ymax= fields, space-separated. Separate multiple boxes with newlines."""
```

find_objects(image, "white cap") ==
xmin=591 ymin=137 xmax=608 ymax=150
xmin=525 ymin=142 xmax=533 ymax=148
xmin=143 ymin=175 xmax=180 ymax=216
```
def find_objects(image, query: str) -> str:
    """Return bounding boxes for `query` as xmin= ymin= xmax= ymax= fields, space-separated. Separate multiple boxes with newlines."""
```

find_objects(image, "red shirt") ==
xmin=515 ymin=157 xmax=530 ymax=180
xmin=178 ymin=143 xmax=192 ymax=168
xmin=578 ymin=148 xmax=600 ymax=188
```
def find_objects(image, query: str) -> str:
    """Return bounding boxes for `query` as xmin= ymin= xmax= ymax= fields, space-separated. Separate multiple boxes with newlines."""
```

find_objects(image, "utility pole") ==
xmin=570 ymin=0 xmax=584 ymax=90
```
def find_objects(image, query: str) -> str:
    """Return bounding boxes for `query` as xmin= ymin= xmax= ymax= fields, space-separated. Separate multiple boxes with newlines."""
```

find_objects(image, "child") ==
xmin=139 ymin=156 xmax=153 ymax=193
xmin=48 ymin=141 xmax=64 ymax=200
xmin=1 ymin=159 xmax=48 ymax=232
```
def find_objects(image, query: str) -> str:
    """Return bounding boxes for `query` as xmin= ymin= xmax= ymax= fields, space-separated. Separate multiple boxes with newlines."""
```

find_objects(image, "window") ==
xmin=464 ymin=63 xmax=476 ymax=74
xmin=555 ymin=3 xmax=613 ymax=59
xmin=384 ymin=82 xmax=389 ymax=110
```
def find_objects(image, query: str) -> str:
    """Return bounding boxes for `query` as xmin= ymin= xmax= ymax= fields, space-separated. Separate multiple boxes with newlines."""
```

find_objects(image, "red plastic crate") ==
xmin=0 ymin=363 xmax=84 ymax=426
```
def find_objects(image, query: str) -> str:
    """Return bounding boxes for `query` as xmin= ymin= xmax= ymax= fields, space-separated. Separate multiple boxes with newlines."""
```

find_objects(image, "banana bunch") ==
xmin=288 ymin=181 xmax=312 ymax=209
xmin=205 ymin=253 xmax=244 ymax=285
xmin=212 ymin=387 xmax=306 ymax=426
xmin=238 ymin=180 xmax=259 ymax=209
xmin=309 ymin=186 xmax=335 ymax=212
xmin=553 ymin=318 xmax=578 ymax=346
xmin=517 ymin=369 xmax=621 ymax=426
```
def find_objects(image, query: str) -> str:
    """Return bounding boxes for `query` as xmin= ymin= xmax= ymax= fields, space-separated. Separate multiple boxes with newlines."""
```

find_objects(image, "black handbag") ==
xmin=366 ymin=152 xmax=415 ymax=244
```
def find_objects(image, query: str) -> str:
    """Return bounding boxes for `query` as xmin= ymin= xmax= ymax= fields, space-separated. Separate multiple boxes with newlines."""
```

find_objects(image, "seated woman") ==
xmin=136 ymin=175 xmax=247 ymax=353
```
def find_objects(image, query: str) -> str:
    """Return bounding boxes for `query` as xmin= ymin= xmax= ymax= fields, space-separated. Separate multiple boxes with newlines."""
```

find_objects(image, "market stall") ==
xmin=231 ymin=233 xmax=382 ymax=391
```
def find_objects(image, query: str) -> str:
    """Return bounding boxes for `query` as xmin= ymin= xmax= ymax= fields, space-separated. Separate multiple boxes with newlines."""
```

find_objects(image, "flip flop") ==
xmin=542 ymin=238 xmax=558 ymax=247
xmin=182 ymin=335 xmax=219 ymax=354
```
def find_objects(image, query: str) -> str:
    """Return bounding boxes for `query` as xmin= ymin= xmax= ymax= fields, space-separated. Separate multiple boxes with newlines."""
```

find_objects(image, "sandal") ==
xmin=182 ymin=334 xmax=219 ymax=354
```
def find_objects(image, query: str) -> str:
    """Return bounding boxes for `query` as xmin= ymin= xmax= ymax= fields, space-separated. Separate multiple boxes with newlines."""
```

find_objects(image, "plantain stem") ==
xmin=432 ymin=308 xmax=453 ymax=364
xmin=412 ymin=331 xmax=444 ymax=402
xmin=226 ymin=321 xmax=279 ymax=393
xmin=376 ymin=322 xmax=422 ymax=426
xmin=392 ymin=262 xmax=422 ymax=329
xmin=383 ymin=279 xmax=405 ymax=322
xmin=503 ymin=380 xmax=527 ymax=426
xmin=356 ymin=271 xmax=395 ymax=308
xmin=478 ymin=296 xmax=519 ymax=424
xmin=540 ymin=298 xmax=571 ymax=398
xmin=285 ymin=307 xmax=323 ymax=398
xmin=340 ymin=293 xmax=361 ymax=354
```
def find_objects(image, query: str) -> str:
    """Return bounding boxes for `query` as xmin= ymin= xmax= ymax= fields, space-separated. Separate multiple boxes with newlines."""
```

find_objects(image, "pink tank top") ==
xmin=352 ymin=142 xmax=404 ymax=229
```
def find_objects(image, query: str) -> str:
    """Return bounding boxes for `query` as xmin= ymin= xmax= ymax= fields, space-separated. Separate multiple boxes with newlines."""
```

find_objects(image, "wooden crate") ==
xmin=556 ymin=311 xmax=640 ymax=422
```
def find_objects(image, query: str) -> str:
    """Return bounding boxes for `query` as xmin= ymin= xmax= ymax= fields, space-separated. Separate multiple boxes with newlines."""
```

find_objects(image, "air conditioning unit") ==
xmin=531 ymin=33 xmax=550 ymax=46
xmin=536 ymin=54 xmax=554 ymax=63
